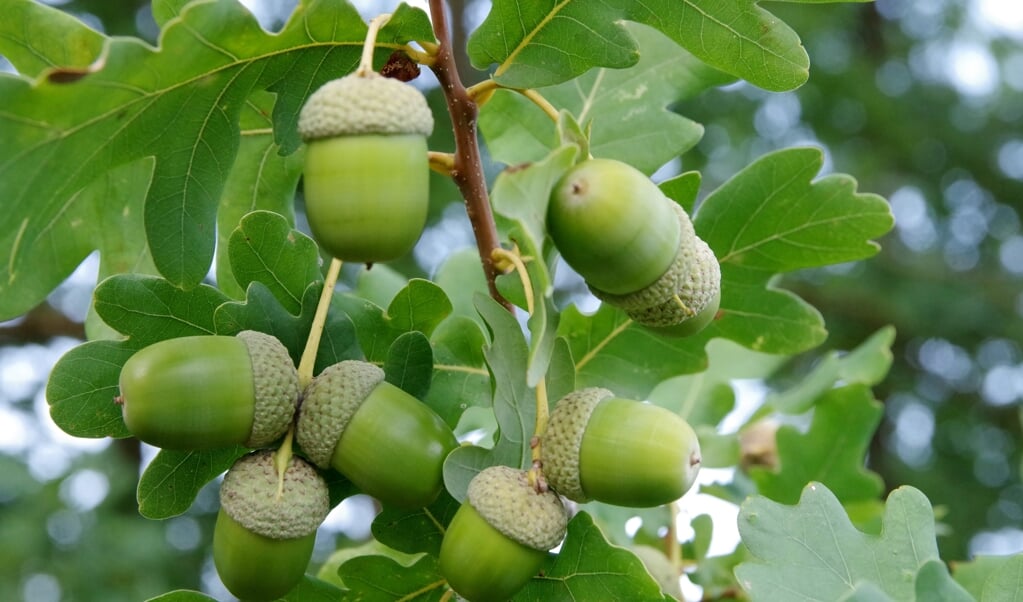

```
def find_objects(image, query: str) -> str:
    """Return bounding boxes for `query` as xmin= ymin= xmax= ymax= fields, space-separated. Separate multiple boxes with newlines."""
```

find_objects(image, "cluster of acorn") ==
xmin=115 ymin=62 xmax=717 ymax=601
xmin=118 ymin=332 xmax=458 ymax=599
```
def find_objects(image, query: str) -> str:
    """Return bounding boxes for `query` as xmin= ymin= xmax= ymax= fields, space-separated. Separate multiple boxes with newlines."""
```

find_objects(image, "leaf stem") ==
xmin=357 ymin=13 xmax=393 ymax=76
xmin=273 ymin=427 xmax=295 ymax=501
xmin=428 ymin=151 xmax=456 ymax=176
xmin=518 ymin=88 xmax=560 ymax=123
xmin=297 ymin=257 xmax=343 ymax=388
xmin=428 ymin=0 xmax=512 ymax=312
xmin=492 ymin=247 xmax=550 ymax=491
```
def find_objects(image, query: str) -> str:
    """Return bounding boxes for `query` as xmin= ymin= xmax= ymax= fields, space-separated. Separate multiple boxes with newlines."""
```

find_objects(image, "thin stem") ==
xmin=428 ymin=151 xmax=456 ymax=176
xmin=465 ymin=78 xmax=499 ymax=104
xmin=273 ymin=427 xmax=295 ymax=500
xmin=357 ymin=13 xmax=393 ymax=76
xmin=428 ymin=0 xmax=512 ymax=311
xmin=297 ymin=258 xmax=343 ymax=388
xmin=493 ymin=247 xmax=550 ymax=490
xmin=518 ymin=88 xmax=560 ymax=123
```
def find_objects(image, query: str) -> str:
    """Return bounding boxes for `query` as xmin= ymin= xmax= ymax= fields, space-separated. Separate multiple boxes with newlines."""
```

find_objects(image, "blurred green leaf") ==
xmin=750 ymin=385 xmax=884 ymax=505
xmin=432 ymin=248 xmax=489 ymax=322
xmin=136 ymin=447 xmax=246 ymax=519
xmin=518 ymin=511 xmax=673 ymax=600
xmin=280 ymin=575 xmax=345 ymax=602
xmin=468 ymin=0 xmax=809 ymax=92
xmin=736 ymin=483 xmax=940 ymax=600
xmin=952 ymin=555 xmax=1023 ymax=600
xmin=0 ymin=0 xmax=105 ymax=76
xmin=226 ymin=210 xmax=320 ymax=313
xmin=480 ymin=23 xmax=731 ymax=174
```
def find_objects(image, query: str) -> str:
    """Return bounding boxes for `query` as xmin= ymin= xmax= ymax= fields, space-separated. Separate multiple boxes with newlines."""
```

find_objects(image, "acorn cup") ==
xmin=297 ymin=71 xmax=434 ymax=264
xmin=213 ymin=450 xmax=330 ymax=601
xmin=542 ymin=387 xmax=702 ymax=508
xmin=439 ymin=466 xmax=569 ymax=602
xmin=295 ymin=360 xmax=457 ymax=508
xmin=117 ymin=330 xmax=299 ymax=450
xmin=547 ymin=158 xmax=721 ymax=336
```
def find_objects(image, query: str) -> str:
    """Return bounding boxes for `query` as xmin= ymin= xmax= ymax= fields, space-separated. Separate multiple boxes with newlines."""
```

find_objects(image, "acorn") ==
xmin=297 ymin=71 xmax=434 ymax=264
xmin=542 ymin=387 xmax=702 ymax=507
xmin=439 ymin=465 xmax=568 ymax=602
xmin=213 ymin=450 xmax=330 ymax=601
xmin=118 ymin=331 xmax=299 ymax=450
xmin=295 ymin=360 xmax=457 ymax=508
xmin=548 ymin=158 xmax=721 ymax=336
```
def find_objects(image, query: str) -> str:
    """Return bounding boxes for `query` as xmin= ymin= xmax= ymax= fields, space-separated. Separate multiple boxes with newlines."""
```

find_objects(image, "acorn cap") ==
xmin=540 ymin=387 xmax=614 ymax=503
xmin=466 ymin=466 xmax=568 ymax=551
xmin=237 ymin=330 xmax=301 ymax=448
xmin=295 ymin=360 xmax=385 ymax=468
xmin=219 ymin=450 xmax=329 ymax=540
xmin=591 ymin=203 xmax=721 ymax=329
xmin=298 ymin=72 xmax=434 ymax=140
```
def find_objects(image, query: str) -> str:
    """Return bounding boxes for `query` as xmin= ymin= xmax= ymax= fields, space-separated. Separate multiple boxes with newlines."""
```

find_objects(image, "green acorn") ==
xmin=298 ymin=72 xmax=433 ymax=264
xmin=213 ymin=450 xmax=330 ymax=601
xmin=295 ymin=360 xmax=457 ymax=508
xmin=118 ymin=331 xmax=299 ymax=450
xmin=542 ymin=387 xmax=702 ymax=508
xmin=439 ymin=466 xmax=568 ymax=602
xmin=548 ymin=158 xmax=721 ymax=336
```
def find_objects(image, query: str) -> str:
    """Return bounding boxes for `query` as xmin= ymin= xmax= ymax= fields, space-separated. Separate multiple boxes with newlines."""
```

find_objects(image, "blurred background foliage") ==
xmin=1 ymin=0 xmax=1021 ymax=600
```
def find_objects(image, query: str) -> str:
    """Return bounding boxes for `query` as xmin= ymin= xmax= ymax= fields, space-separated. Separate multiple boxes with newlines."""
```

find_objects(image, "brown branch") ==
xmin=428 ymin=0 xmax=512 ymax=311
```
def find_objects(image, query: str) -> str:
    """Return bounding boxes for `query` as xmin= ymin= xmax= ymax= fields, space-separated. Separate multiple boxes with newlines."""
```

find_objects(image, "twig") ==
xmin=428 ymin=0 xmax=512 ymax=311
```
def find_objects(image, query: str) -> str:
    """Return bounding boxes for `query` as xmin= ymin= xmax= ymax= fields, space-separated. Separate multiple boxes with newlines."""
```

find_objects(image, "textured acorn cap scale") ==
xmin=295 ymin=361 xmax=385 ymax=468
xmin=541 ymin=387 xmax=614 ymax=503
xmin=590 ymin=202 xmax=721 ymax=331
xmin=298 ymin=72 xmax=434 ymax=140
xmin=237 ymin=330 xmax=301 ymax=448
xmin=219 ymin=450 xmax=329 ymax=540
xmin=466 ymin=466 xmax=568 ymax=551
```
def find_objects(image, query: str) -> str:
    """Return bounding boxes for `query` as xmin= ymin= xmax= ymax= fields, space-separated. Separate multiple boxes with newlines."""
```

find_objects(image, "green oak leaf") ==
xmin=384 ymin=331 xmax=434 ymax=399
xmin=953 ymin=554 xmax=1023 ymax=600
xmin=735 ymin=483 xmax=940 ymax=601
xmin=433 ymin=248 xmax=490 ymax=322
xmin=479 ymin=23 xmax=732 ymax=174
xmin=425 ymin=315 xmax=491 ymax=428
xmin=337 ymin=554 xmax=446 ymax=601
xmin=0 ymin=0 xmax=432 ymax=318
xmin=0 ymin=0 xmax=105 ymax=77
xmin=557 ymin=302 xmax=710 ymax=399
xmin=45 ymin=339 xmax=139 ymax=439
xmin=468 ymin=0 xmax=812 ymax=92
xmin=280 ymin=576 xmax=345 ymax=602
xmin=766 ymin=326 xmax=896 ymax=415
xmin=371 ymin=491 xmax=460 ymax=558
xmin=442 ymin=294 xmax=533 ymax=502
xmin=750 ymin=385 xmax=885 ymax=505
xmin=92 ymin=274 xmax=229 ymax=343
xmin=697 ymin=146 xmax=895 ymax=354
xmin=226 ymin=210 xmax=322 ymax=315
xmin=519 ymin=511 xmax=674 ymax=601
xmin=214 ymin=281 xmax=362 ymax=373
xmin=136 ymin=446 xmax=247 ymax=519
xmin=491 ymin=145 xmax=578 ymax=387
xmin=915 ymin=560 xmax=974 ymax=602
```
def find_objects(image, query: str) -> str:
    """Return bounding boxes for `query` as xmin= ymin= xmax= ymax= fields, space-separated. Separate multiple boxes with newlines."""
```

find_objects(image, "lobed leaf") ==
xmin=468 ymin=0 xmax=809 ymax=92
xmin=0 ymin=0 xmax=433 ymax=318
xmin=92 ymin=274 xmax=229 ymax=344
xmin=145 ymin=591 xmax=218 ymax=602
xmin=371 ymin=491 xmax=460 ymax=558
xmin=384 ymin=331 xmax=434 ymax=399
xmin=136 ymin=446 xmax=246 ymax=519
xmin=735 ymin=483 xmax=941 ymax=601
xmin=749 ymin=385 xmax=885 ymax=505
xmin=45 ymin=339 xmax=139 ymax=439
xmin=480 ymin=23 xmax=732 ymax=174
xmin=337 ymin=554 xmax=446 ymax=601
xmin=518 ymin=511 xmax=674 ymax=601
xmin=425 ymin=316 xmax=491 ymax=427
